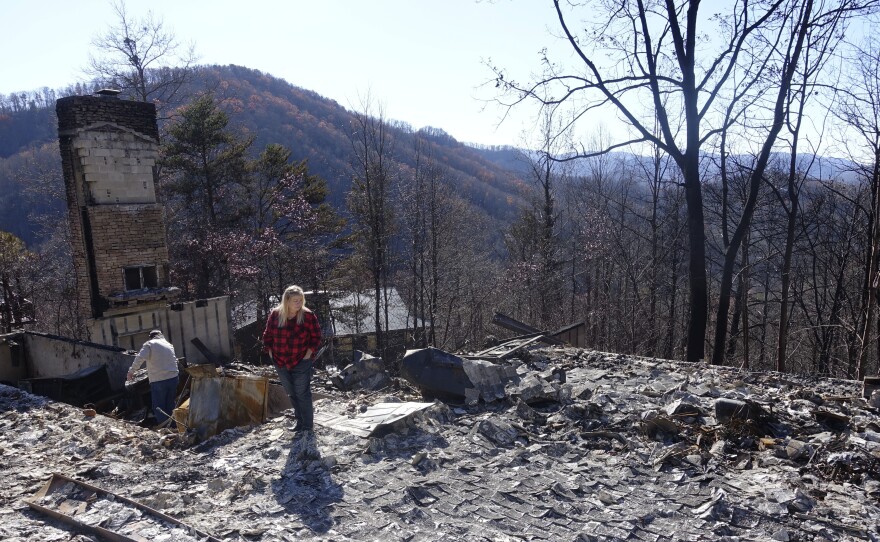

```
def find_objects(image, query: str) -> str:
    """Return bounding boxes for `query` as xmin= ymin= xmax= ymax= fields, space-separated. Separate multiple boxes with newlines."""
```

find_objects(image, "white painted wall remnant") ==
xmin=20 ymin=332 xmax=133 ymax=390
xmin=91 ymin=296 xmax=234 ymax=365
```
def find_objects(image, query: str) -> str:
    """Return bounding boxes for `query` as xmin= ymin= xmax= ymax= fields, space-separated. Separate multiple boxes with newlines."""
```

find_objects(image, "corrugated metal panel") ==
xmin=315 ymin=402 xmax=434 ymax=438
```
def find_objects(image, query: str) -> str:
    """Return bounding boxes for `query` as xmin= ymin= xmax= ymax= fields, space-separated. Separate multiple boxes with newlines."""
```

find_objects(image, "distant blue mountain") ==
xmin=471 ymin=145 xmax=867 ymax=185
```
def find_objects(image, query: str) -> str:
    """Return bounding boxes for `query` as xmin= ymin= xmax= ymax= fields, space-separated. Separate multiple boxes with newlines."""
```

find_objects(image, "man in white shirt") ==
xmin=127 ymin=330 xmax=179 ymax=425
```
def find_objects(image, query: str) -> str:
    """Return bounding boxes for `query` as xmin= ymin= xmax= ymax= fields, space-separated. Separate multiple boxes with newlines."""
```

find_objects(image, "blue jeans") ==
xmin=150 ymin=376 xmax=179 ymax=424
xmin=276 ymin=360 xmax=313 ymax=431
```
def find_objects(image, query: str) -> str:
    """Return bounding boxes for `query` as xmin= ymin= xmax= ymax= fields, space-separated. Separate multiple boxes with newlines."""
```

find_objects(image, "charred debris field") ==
xmin=2 ymin=347 xmax=880 ymax=541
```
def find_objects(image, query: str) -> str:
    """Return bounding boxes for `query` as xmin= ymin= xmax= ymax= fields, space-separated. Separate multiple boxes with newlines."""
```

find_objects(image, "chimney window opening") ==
xmin=124 ymin=265 xmax=159 ymax=291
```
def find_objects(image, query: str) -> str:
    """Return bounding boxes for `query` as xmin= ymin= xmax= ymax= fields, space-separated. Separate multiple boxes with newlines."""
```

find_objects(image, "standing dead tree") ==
xmin=709 ymin=0 xmax=866 ymax=368
xmin=835 ymin=35 xmax=880 ymax=379
xmin=87 ymin=0 xmax=197 ymax=112
xmin=494 ymin=0 xmax=785 ymax=362
xmin=0 ymin=232 xmax=36 ymax=333
xmin=504 ymin=107 xmax=569 ymax=330
xmin=494 ymin=0 xmax=871 ymax=364
xmin=347 ymin=100 xmax=397 ymax=361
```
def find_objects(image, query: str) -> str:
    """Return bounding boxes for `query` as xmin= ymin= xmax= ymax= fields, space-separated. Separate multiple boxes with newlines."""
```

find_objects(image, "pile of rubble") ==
xmin=2 ymin=347 xmax=880 ymax=541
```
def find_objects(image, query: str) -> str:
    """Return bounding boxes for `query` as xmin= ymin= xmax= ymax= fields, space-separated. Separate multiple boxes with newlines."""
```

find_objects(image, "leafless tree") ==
xmin=561 ymin=143 xmax=684 ymax=356
xmin=0 ymin=232 xmax=36 ymax=333
xmin=86 ymin=0 xmax=197 ymax=112
xmin=494 ymin=0 xmax=872 ymax=363
xmin=791 ymin=181 xmax=864 ymax=377
xmin=7 ymin=145 xmax=89 ymax=338
xmin=835 ymin=35 xmax=880 ymax=378
xmin=712 ymin=0 xmax=867 ymax=368
xmin=503 ymin=107 xmax=570 ymax=330
xmin=431 ymin=199 xmax=499 ymax=351
xmin=347 ymin=98 xmax=397 ymax=361
xmin=398 ymin=131 xmax=443 ymax=346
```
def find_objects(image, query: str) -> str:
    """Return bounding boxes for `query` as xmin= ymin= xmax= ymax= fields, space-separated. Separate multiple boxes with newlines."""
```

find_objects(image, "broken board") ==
xmin=25 ymin=472 xmax=220 ymax=541
xmin=461 ymin=333 xmax=545 ymax=360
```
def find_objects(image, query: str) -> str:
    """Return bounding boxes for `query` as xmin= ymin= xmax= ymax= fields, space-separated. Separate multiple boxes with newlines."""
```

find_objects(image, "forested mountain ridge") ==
xmin=200 ymin=65 xmax=530 ymax=217
xmin=5 ymin=63 xmax=877 ymax=381
xmin=0 ymin=64 xmax=529 ymax=247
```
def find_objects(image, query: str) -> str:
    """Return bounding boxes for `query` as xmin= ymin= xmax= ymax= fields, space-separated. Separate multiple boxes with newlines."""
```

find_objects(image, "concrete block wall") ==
xmin=73 ymin=129 xmax=158 ymax=205
xmin=91 ymin=296 xmax=234 ymax=364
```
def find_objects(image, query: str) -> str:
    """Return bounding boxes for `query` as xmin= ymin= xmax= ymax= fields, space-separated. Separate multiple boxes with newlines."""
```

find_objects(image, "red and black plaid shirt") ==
xmin=261 ymin=309 xmax=322 ymax=369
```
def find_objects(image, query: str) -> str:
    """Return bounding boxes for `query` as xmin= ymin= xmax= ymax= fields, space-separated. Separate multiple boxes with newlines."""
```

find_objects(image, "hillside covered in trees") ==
xmin=0 ymin=65 xmax=528 ymax=247
xmin=0 ymin=64 xmax=539 ymax=356
xmin=4 ymin=5 xmax=880 ymax=387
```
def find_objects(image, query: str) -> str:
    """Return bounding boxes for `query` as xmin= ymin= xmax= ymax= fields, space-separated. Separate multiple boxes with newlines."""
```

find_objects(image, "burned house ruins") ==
xmin=2 ymin=92 xmax=880 ymax=540
xmin=1 ymin=91 xmax=241 ymax=437
xmin=56 ymin=90 xmax=231 ymax=361
xmin=5 ymin=346 xmax=880 ymax=541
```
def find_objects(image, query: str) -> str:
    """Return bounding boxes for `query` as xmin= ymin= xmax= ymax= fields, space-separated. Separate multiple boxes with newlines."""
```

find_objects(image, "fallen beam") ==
xmin=26 ymin=472 xmax=220 ymax=541
xmin=461 ymin=333 xmax=546 ymax=360
xmin=492 ymin=312 xmax=586 ymax=347
xmin=492 ymin=313 xmax=565 ymax=345
xmin=190 ymin=337 xmax=220 ymax=366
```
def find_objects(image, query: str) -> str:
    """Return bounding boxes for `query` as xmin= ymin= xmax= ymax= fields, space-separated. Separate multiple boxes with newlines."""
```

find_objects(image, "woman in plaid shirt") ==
xmin=262 ymin=285 xmax=322 ymax=433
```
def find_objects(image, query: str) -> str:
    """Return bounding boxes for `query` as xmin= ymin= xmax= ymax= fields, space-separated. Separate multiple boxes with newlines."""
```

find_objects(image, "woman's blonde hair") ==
xmin=274 ymin=285 xmax=310 ymax=327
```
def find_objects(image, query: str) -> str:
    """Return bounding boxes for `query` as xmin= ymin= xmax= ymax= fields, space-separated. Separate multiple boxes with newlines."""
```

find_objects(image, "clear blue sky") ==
xmin=0 ymin=0 xmax=576 ymax=148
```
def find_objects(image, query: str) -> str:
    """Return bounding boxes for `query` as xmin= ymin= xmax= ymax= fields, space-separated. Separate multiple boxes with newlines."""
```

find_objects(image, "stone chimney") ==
xmin=56 ymin=92 xmax=178 ymax=325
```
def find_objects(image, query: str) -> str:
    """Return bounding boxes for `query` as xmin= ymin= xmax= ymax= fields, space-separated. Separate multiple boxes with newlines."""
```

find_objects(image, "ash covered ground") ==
xmin=2 ymin=348 xmax=879 ymax=541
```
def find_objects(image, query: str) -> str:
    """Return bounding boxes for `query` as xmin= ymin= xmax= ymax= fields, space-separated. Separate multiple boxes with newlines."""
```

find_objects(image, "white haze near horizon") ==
xmin=0 ymin=0 xmax=872 ymax=164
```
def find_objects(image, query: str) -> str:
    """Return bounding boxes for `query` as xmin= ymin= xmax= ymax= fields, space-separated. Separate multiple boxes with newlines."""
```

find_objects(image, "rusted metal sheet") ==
xmin=226 ymin=375 xmax=269 ymax=426
xmin=172 ymin=398 xmax=190 ymax=433
xmin=183 ymin=374 xmax=269 ymax=441
xmin=184 ymin=364 xmax=219 ymax=378
xmin=25 ymin=472 xmax=220 ymax=541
